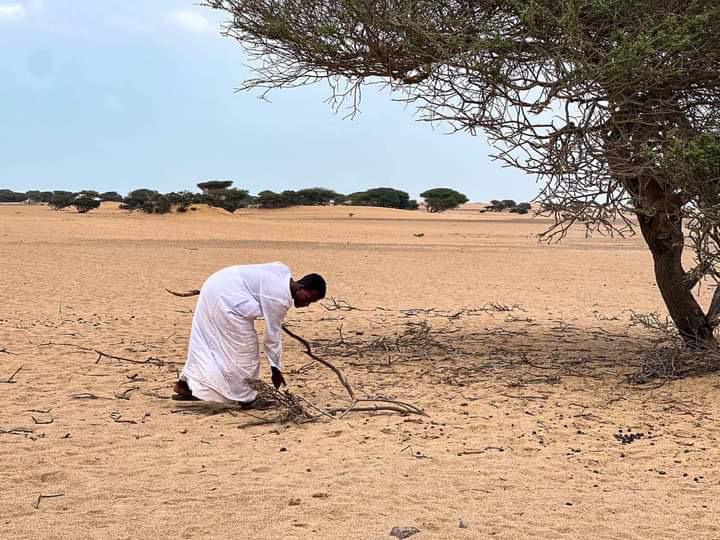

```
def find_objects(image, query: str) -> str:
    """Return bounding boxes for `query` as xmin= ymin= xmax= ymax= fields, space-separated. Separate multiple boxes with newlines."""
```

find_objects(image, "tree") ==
xmin=120 ymin=189 xmax=172 ymax=214
xmin=99 ymin=191 xmax=123 ymax=202
xmin=205 ymin=1 xmax=720 ymax=349
xmin=256 ymin=190 xmax=296 ymax=208
xmin=210 ymin=188 xmax=254 ymax=212
xmin=421 ymin=188 xmax=469 ymax=213
xmin=166 ymin=191 xmax=196 ymax=212
xmin=72 ymin=194 xmax=101 ymax=214
xmin=48 ymin=191 xmax=75 ymax=210
xmin=197 ymin=180 xmax=234 ymax=194
xmin=347 ymin=188 xmax=413 ymax=209
xmin=296 ymin=187 xmax=345 ymax=205
xmin=0 ymin=189 xmax=27 ymax=203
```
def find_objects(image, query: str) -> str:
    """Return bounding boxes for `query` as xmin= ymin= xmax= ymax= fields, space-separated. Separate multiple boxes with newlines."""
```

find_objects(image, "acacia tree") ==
xmin=204 ymin=0 xmax=720 ymax=348
xmin=421 ymin=188 xmax=469 ymax=212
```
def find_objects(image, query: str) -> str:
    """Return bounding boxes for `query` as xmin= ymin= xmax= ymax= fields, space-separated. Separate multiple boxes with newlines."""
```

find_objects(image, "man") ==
xmin=172 ymin=262 xmax=326 ymax=408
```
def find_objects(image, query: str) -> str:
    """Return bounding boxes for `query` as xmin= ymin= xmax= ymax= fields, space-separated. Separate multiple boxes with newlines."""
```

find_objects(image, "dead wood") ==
xmin=0 ymin=365 xmax=23 ymax=384
xmin=166 ymin=288 xmax=200 ymax=297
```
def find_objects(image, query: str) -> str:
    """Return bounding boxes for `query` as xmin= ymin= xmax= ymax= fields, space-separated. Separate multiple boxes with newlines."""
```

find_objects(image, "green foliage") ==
xmin=347 ymin=188 xmax=414 ymax=209
xmin=165 ymin=191 xmax=196 ymax=212
xmin=72 ymin=195 xmax=101 ymax=214
xmin=121 ymin=189 xmax=172 ymax=214
xmin=0 ymin=189 xmax=28 ymax=203
xmin=256 ymin=190 xmax=296 ymax=208
xmin=99 ymin=191 xmax=123 ymax=202
xmin=420 ymin=188 xmax=469 ymax=213
xmin=197 ymin=180 xmax=234 ymax=193
xmin=48 ymin=191 xmax=76 ymax=210
xmin=295 ymin=187 xmax=345 ymax=205
xmin=209 ymin=188 xmax=254 ymax=212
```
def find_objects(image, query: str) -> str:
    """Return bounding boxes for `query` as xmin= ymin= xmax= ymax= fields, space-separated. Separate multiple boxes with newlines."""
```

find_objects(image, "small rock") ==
xmin=459 ymin=518 xmax=468 ymax=529
xmin=390 ymin=527 xmax=420 ymax=539
xmin=280 ymin=447 xmax=287 ymax=452
xmin=288 ymin=498 xmax=301 ymax=506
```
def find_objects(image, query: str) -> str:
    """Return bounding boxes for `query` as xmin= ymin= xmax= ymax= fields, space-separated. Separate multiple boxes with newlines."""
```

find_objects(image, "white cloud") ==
xmin=167 ymin=10 xmax=214 ymax=34
xmin=0 ymin=3 xmax=26 ymax=20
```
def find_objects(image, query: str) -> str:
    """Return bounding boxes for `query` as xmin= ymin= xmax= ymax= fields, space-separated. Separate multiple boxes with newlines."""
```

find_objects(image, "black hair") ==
xmin=298 ymin=273 xmax=326 ymax=299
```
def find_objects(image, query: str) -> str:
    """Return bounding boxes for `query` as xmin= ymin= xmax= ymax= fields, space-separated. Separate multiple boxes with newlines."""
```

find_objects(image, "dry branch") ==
xmin=0 ymin=366 xmax=23 ymax=384
xmin=282 ymin=324 xmax=356 ymax=400
xmin=166 ymin=288 xmax=200 ymax=297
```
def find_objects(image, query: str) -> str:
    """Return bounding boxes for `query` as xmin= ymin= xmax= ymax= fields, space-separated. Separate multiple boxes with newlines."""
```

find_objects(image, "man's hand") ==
xmin=271 ymin=366 xmax=286 ymax=389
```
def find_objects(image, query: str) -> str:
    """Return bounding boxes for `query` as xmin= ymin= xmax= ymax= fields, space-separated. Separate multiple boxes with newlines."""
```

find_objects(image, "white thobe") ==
xmin=180 ymin=262 xmax=293 ymax=403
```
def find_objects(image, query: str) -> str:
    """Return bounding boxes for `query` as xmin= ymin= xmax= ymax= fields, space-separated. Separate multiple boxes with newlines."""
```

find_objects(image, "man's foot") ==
xmin=238 ymin=397 xmax=276 ymax=410
xmin=172 ymin=379 xmax=200 ymax=401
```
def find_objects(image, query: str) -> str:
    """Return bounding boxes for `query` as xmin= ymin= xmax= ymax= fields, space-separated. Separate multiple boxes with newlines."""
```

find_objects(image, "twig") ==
xmin=34 ymin=493 xmax=64 ymax=510
xmin=0 ymin=348 xmax=16 ymax=355
xmin=114 ymin=386 xmax=140 ymax=400
xmin=95 ymin=350 xmax=164 ymax=366
xmin=166 ymin=288 xmax=200 ymax=297
xmin=31 ymin=416 xmax=54 ymax=425
xmin=0 ymin=365 xmax=23 ymax=384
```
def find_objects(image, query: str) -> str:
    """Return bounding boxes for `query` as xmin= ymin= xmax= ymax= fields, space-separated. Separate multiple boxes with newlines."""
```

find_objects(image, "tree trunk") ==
xmin=636 ymin=208 xmax=717 ymax=349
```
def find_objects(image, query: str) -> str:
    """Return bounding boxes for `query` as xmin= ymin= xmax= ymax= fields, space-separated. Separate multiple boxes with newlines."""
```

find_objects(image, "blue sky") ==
xmin=0 ymin=1 xmax=538 ymax=201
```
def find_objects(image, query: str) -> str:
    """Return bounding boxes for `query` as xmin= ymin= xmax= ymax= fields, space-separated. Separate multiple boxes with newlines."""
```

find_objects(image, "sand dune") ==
xmin=1 ymin=203 xmax=719 ymax=539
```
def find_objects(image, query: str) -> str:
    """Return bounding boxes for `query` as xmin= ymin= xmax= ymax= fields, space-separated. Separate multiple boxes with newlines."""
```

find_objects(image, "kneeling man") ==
xmin=173 ymin=262 xmax=326 ymax=408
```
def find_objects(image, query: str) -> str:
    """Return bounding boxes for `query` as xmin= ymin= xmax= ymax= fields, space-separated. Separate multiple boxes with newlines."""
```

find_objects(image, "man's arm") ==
xmin=259 ymin=295 xmax=289 ymax=374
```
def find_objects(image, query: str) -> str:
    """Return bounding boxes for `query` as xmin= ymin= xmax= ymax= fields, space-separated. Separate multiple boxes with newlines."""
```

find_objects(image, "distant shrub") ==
xmin=420 ymin=188 xmax=469 ymax=213
xmin=99 ymin=191 xmax=123 ymax=202
xmin=165 ymin=191 xmax=195 ymax=212
xmin=501 ymin=199 xmax=517 ymax=209
xmin=0 ymin=189 xmax=28 ymax=203
xmin=72 ymin=194 xmax=101 ymax=213
xmin=296 ymin=187 xmax=345 ymax=205
xmin=121 ymin=189 xmax=172 ymax=214
xmin=508 ymin=202 xmax=532 ymax=214
xmin=347 ymin=187 xmax=414 ymax=209
xmin=197 ymin=180 xmax=234 ymax=194
xmin=256 ymin=190 xmax=295 ymax=208
xmin=485 ymin=200 xmax=505 ymax=212
xmin=210 ymin=188 xmax=254 ymax=213
xmin=48 ymin=191 xmax=76 ymax=210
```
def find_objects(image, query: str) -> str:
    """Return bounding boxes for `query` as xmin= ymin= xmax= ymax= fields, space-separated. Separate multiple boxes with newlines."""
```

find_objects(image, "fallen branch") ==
xmin=95 ymin=350 xmax=164 ymax=367
xmin=33 ymin=493 xmax=64 ymax=510
xmin=166 ymin=288 xmax=200 ymax=297
xmin=0 ymin=347 xmax=15 ymax=355
xmin=0 ymin=365 xmax=23 ymax=384
xmin=282 ymin=324 xmax=356 ymax=400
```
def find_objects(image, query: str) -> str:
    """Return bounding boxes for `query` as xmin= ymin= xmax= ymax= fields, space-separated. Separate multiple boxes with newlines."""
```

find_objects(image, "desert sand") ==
xmin=1 ymin=202 xmax=719 ymax=539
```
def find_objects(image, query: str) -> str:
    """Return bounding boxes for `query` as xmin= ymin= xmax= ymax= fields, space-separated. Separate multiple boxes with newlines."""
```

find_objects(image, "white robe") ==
xmin=180 ymin=262 xmax=293 ymax=403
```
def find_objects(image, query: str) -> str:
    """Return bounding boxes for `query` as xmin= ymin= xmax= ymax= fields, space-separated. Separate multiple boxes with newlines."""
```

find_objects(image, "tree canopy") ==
xmin=420 ymin=188 xmax=468 ymax=212
xmin=347 ymin=187 xmax=414 ymax=209
xmin=204 ymin=0 xmax=720 ymax=349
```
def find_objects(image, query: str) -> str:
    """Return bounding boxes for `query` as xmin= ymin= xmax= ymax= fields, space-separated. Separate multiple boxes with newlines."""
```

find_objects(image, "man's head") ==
xmin=291 ymin=273 xmax=326 ymax=308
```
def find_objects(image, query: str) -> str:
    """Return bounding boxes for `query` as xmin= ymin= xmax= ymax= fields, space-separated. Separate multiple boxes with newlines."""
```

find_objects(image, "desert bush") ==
xmin=209 ymin=188 xmax=254 ymax=212
xmin=0 ymin=189 xmax=28 ymax=203
xmin=48 ymin=191 xmax=76 ymax=210
xmin=72 ymin=195 xmax=101 ymax=213
xmin=197 ymin=180 xmax=233 ymax=194
xmin=296 ymin=187 xmax=345 ymax=206
xmin=99 ymin=191 xmax=123 ymax=202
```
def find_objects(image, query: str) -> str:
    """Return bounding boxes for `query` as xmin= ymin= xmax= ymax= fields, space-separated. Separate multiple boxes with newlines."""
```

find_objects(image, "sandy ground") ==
xmin=1 ymin=203 xmax=719 ymax=539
